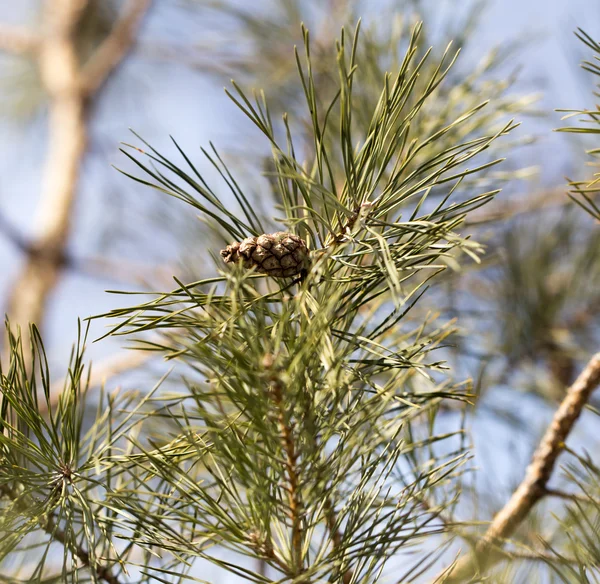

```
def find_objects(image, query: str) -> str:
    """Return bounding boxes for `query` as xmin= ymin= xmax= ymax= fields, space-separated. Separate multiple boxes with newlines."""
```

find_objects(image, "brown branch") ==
xmin=504 ymin=549 xmax=583 ymax=565
xmin=0 ymin=209 xmax=175 ymax=285
xmin=80 ymin=0 xmax=152 ymax=97
xmin=437 ymin=352 xmax=600 ymax=583
xmin=263 ymin=354 xmax=305 ymax=577
xmin=249 ymin=531 xmax=289 ymax=576
xmin=0 ymin=25 xmax=40 ymax=55
xmin=79 ymin=255 xmax=176 ymax=287
xmin=544 ymin=487 xmax=600 ymax=506
xmin=464 ymin=187 xmax=570 ymax=227
xmin=5 ymin=0 xmax=89 ymax=357
xmin=4 ymin=0 xmax=151 ymax=358
xmin=47 ymin=515 xmax=122 ymax=584
xmin=271 ymin=379 xmax=303 ymax=574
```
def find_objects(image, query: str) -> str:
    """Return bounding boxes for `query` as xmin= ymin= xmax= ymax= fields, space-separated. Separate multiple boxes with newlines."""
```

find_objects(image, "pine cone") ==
xmin=220 ymin=232 xmax=309 ymax=278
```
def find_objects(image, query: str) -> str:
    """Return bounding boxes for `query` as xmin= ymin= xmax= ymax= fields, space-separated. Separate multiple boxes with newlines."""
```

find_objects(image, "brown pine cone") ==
xmin=220 ymin=232 xmax=309 ymax=278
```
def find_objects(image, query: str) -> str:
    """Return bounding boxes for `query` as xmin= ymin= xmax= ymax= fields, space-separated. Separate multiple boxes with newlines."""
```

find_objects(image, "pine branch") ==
xmin=437 ymin=352 xmax=600 ymax=582
xmin=0 ymin=484 xmax=122 ymax=584
xmin=464 ymin=187 xmax=569 ymax=227
xmin=265 ymin=355 xmax=305 ymax=577
xmin=324 ymin=497 xmax=354 ymax=584
xmin=87 ymin=18 xmax=525 ymax=582
xmin=5 ymin=0 xmax=88 ymax=357
xmin=0 ymin=207 xmax=174 ymax=285
xmin=544 ymin=487 xmax=600 ymax=506
xmin=45 ymin=514 xmax=123 ymax=584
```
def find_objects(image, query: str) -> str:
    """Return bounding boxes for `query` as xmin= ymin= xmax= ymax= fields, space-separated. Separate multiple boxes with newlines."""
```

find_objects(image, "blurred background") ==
xmin=0 ymin=0 xmax=599 ymax=581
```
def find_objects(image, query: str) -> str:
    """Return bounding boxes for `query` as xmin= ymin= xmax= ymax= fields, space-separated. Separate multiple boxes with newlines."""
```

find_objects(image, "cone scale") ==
xmin=220 ymin=232 xmax=310 ymax=278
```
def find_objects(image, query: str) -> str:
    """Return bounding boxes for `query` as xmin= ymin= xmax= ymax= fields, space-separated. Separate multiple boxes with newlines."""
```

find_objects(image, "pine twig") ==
xmin=0 ymin=208 xmax=174 ymax=286
xmin=0 ymin=485 xmax=122 ymax=584
xmin=271 ymin=379 xmax=304 ymax=575
xmin=47 ymin=515 xmax=122 ymax=584
xmin=5 ymin=0 xmax=89 ymax=358
xmin=263 ymin=354 xmax=305 ymax=577
xmin=438 ymin=352 xmax=600 ymax=582
xmin=544 ymin=487 xmax=600 ymax=506
xmin=464 ymin=187 xmax=569 ymax=227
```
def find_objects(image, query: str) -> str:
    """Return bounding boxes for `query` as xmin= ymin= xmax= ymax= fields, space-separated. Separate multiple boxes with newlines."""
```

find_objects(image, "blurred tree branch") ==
xmin=439 ymin=352 xmax=600 ymax=582
xmin=0 ymin=207 xmax=174 ymax=285
xmin=42 ymin=348 xmax=153 ymax=415
xmin=465 ymin=187 xmax=569 ymax=227
xmin=3 ymin=0 xmax=152 ymax=359
xmin=0 ymin=25 xmax=40 ymax=55
xmin=80 ymin=0 xmax=151 ymax=96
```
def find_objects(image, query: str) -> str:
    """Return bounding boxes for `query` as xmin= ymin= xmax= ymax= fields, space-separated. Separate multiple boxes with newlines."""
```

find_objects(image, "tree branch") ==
xmin=46 ymin=514 xmax=123 ymax=584
xmin=437 ymin=352 xmax=600 ymax=582
xmin=271 ymin=378 xmax=304 ymax=575
xmin=544 ymin=487 xmax=600 ymax=506
xmin=0 ymin=25 xmax=40 ymax=55
xmin=4 ymin=0 xmax=151 ymax=358
xmin=263 ymin=354 xmax=305 ymax=577
xmin=40 ymin=349 xmax=154 ymax=415
xmin=80 ymin=0 xmax=152 ymax=97
xmin=5 ymin=0 xmax=89 ymax=358
xmin=464 ymin=187 xmax=569 ymax=227
xmin=0 ymin=209 xmax=174 ymax=285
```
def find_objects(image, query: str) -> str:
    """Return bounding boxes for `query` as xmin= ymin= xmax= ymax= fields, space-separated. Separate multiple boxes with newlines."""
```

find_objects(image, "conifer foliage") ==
xmin=1 ymin=16 xmax=599 ymax=584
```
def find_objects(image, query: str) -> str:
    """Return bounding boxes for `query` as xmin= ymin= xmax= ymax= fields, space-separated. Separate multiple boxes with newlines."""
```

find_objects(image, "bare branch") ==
xmin=437 ymin=352 xmax=600 ymax=582
xmin=0 ymin=210 xmax=174 ymax=285
xmin=42 ymin=349 xmax=154 ymax=414
xmin=4 ymin=0 xmax=151 ymax=359
xmin=0 ymin=24 xmax=40 ymax=55
xmin=80 ymin=0 xmax=152 ymax=97
xmin=5 ymin=0 xmax=89 ymax=358
xmin=80 ymin=349 xmax=154 ymax=390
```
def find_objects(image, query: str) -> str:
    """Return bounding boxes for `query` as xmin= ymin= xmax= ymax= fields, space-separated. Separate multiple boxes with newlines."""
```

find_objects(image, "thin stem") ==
xmin=80 ymin=0 xmax=152 ymax=97
xmin=269 ymin=375 xmax=304 ymax=575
